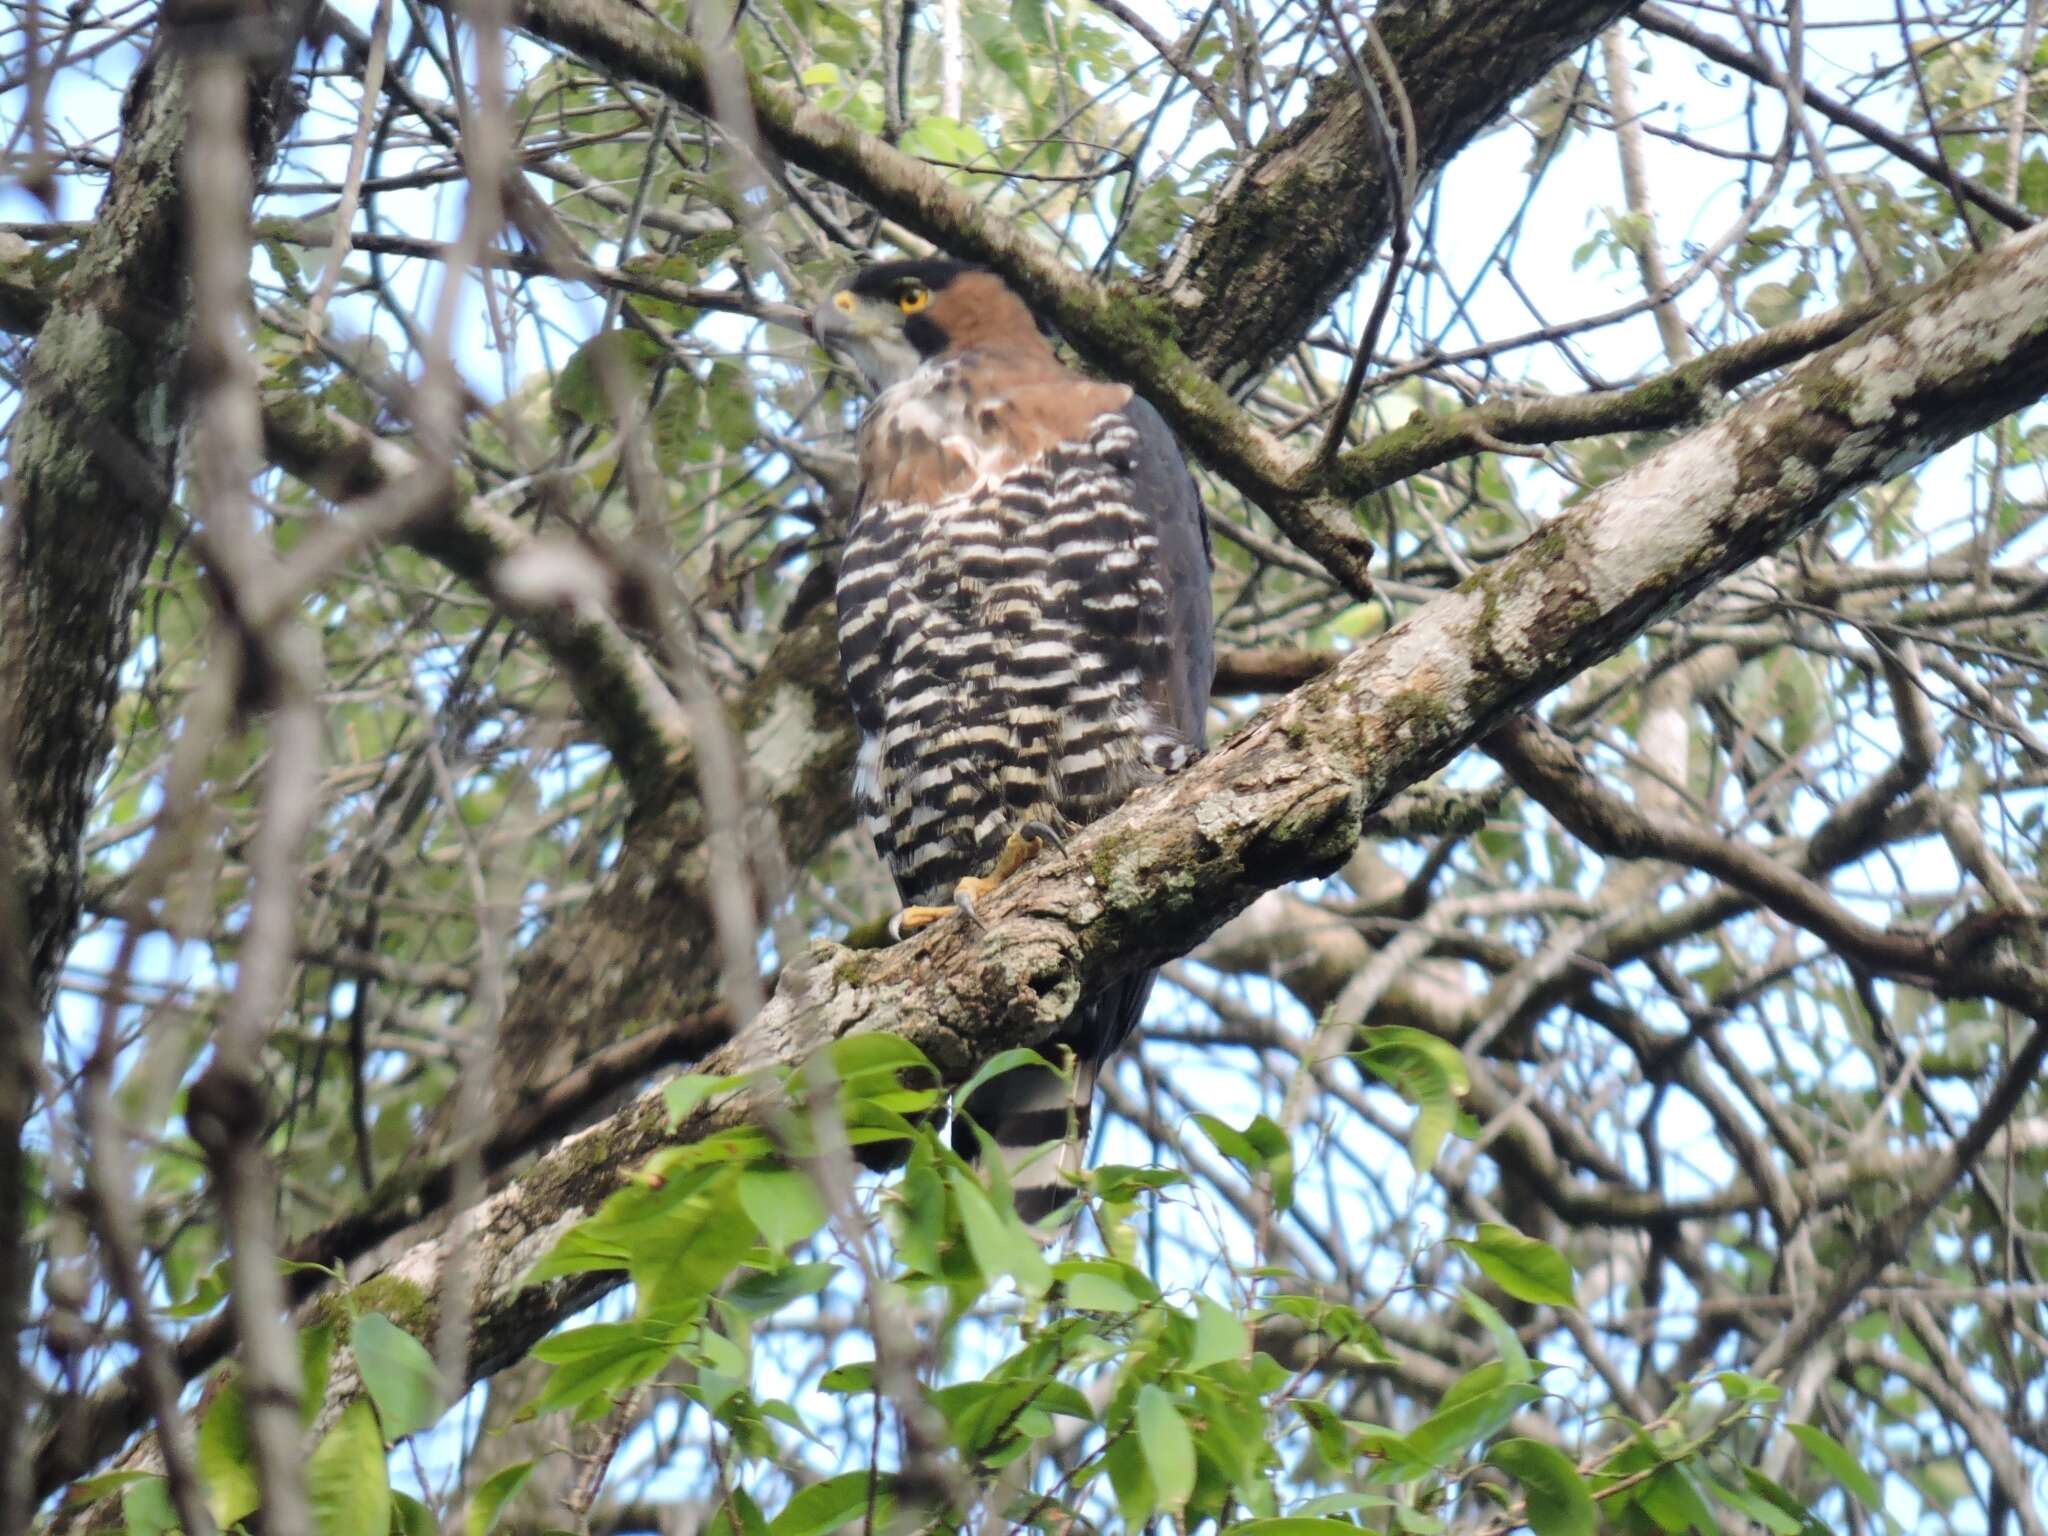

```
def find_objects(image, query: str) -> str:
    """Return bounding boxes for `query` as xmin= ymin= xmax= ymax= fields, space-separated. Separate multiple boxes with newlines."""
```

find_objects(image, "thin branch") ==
xmin=1637 ymin=3 xmax=2032 ymax=232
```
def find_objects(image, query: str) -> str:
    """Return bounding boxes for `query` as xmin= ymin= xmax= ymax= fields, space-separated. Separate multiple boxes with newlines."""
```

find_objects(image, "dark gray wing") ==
xmin=1118 ymin=394 xmax=1215 ymax=750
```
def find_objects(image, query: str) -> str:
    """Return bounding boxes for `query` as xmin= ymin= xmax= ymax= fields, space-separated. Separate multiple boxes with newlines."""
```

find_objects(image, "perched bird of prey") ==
xmin=813 ymin=259 xmax=1214 ymax=1221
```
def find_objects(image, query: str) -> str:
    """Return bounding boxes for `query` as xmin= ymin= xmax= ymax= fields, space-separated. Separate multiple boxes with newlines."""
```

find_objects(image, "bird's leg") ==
xmin=888 ymin=822 xmax=1066 ymax=938
xmin=954 ymin=820 xmax=1066 ymax=926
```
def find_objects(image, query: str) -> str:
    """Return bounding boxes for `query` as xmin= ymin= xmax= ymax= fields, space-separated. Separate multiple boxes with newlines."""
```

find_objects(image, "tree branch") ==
xmin=258 ymin=398 xmax=696 ymax=804
xmin=1483 ymin=714 xmax=2030 ymax=996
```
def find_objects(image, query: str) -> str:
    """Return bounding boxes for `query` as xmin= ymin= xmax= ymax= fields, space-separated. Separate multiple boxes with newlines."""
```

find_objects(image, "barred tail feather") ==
xmin=954 ymin=972 xmax=1154 ymax=1223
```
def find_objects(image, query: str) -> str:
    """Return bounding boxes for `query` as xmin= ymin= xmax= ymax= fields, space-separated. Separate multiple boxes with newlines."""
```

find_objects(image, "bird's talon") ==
xmin=1015 ymin=819 xmax=1067 ymax=856
xmin=954 ymin=886 xmax=987 ymax=931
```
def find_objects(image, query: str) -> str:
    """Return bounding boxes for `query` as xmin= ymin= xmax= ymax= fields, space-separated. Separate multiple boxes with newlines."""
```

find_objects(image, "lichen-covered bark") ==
xmin=1165 ymin=0 xmax=1642 ymax=386
xmin=178 ymin=214 xmax=2048 ymax=1455
xmin=0 ymin=9 xmax=311 ymax=1009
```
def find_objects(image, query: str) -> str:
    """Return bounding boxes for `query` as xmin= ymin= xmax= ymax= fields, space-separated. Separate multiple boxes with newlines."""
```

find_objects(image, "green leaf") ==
xmin=391 ymin=1492 xmax=438 ymax=1536
xmin=308 ymin=1399 xmax=391 ymax=1536
xmin=553 ymin=329 xmax=665 ymax=425
xmin=120 ymin=1478 xmax=179 ymax=1536
xmin=1225 ymin=1522 xmax=1388 ymax=1536
xmin=954 ymin=1047 xmax=1056 ymax=1110
xmin=664 ymin=1072 xmax=746 ymax=1124
xmin=1191 ymin=1113 xmax=1294 ymax=1211
xmin=727 ymin=1260 xmax=837 ymax=1316
xmin=1188 ymin=1294 xmax=1250 ymax=1370
xmin=1489 ymin=1439 xmax=1595 ymax=1536
xmin=901 ymin=116 xmax=991 ymax=165
xmin=1449 ymin=1224 xmax=1577 ymax=1308
xmin=1061 ymin=1269 xmax=1143 ymax=1312
xmin=1294 ymin=1397 xmax=1350 ymax=1469
xmin=1702 ymin=1473 xmax=1802 ymax=1535
xmin=466 ymin=1460 xmax=536 ymax=1536
xmin=704 ymin=360 xmax=758 ymax=451
xmin=819 ymin=1361 xmax=874 ymax=1394
xmin=1011 ymin=0 xmax=1050 ymax=48
xmin=1405 ymin=1363 xmax=1543 ymax=1469
xmin=1788 ymin=1423 xmax=1883 ymax=1511
xmin=1289 ymin=1494 xmax=1396 ymax=1517
xmin=1135 ymin=1384 xmax=1197 ymax=1510
xmin=160 ymin=1263 xmax=227 ymax=1319
xmin=62 ymin=1470 xmax=157 ymax=1509
xmin=1352 ymin=1026 xmax=1468 ymax=1170
xmin=633 ymin=1175 xmax=758 ymax=1318
xmin=829 ymin=1032 xmax=936 ymax=1085
xmin=1741 ymin=1469 xmax=1831 ymax=1536
xmin=526 ymin=1320 xmax=680 ymax=1418
xmin=1105 ymin=1426 xmax=1155 ymax=1526
xmin=1745 ymin=280 xmax=1805 ymax=328
xmin=767 ymin=1471 xmax=889 ymax=1536
xmin=948 ymin=1169 xmax=1052 ymax=1293
xmin=353 ymin=1312 xmax=443 ymax=1441
xmin=1457 ymin=1287 xmax=1531 ymax=1382
xmin=301 ymin=1323 xmax=336 ymax=1426
xmin=1714 ymin=1371 xmax=1781 ymax=1403
xmin=737 ymin=1168 xmax=828 ymax=1254
xmin=197 ymin=1377 xmax=261 ymax=1528
xmin=1053 ymin=1258 xmax=1155 ymax=1312
xmin=1637 ymin=1466 xmax=1717 ymax=1535
xmin=889 ymin=1142 xmax=946 ymax=1274
xmin=963 ymin=9 xmax=1043 ymax=102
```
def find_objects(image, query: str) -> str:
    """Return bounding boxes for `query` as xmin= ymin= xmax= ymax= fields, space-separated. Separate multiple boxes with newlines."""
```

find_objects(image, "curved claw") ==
xmin=1014 ymin=819 xmax=1068 ymax=856
xmin=953 ymin=884 xmax=988 ymax=932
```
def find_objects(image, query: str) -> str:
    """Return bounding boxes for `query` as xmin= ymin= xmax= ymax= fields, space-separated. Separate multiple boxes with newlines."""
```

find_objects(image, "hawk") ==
xmin=813 ymin=259 xmax=1214 ymax=1221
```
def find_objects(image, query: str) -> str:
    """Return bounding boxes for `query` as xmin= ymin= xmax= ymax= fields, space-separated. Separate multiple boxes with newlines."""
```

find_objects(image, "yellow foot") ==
xmin=954 ymin=821 xmax=1065 ymax=924
xmin=886 ymin=822 xmax=1067 ymax=940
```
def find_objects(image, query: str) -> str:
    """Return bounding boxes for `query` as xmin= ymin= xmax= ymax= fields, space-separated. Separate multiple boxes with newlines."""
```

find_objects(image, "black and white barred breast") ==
xmin=835 ymin=371 xmax=1202 ymax=909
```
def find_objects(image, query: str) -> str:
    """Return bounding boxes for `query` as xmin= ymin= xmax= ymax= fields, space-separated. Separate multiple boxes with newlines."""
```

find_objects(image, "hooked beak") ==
xmin=809 ymin=289 xmax=869 ymax=351
xmin=809 ymin=288 xmax=919 ymax=392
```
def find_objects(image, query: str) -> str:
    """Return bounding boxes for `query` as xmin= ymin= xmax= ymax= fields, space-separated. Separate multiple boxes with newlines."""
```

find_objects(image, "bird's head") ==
xmin=811 ymin=259 xmax=1045 ymax=391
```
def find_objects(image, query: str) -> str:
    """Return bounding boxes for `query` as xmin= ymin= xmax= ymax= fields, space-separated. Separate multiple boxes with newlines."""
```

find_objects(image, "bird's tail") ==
xmin=955 ymin=1054 xmax=1098 ymax=1225
xmin=953 ymin=973 xmax=1153 ymax=1224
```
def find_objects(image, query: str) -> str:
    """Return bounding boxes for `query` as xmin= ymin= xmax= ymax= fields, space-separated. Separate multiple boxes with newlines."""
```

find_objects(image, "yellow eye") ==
xmin=897 ymin=286 xmax=930 ymax=314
